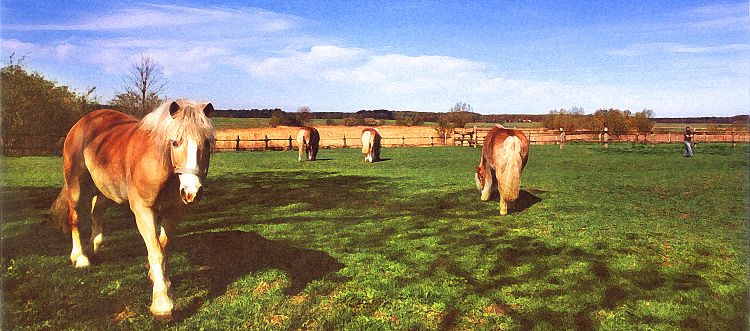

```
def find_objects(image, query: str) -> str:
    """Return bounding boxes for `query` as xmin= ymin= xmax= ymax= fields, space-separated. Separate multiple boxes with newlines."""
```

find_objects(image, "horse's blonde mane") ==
xmin=139 ymin=99 xmax=216 ymax=153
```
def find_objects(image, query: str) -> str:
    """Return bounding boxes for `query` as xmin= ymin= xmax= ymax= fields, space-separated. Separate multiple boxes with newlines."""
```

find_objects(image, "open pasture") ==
xmin=1 ymin=143 xmax=748 ymax=329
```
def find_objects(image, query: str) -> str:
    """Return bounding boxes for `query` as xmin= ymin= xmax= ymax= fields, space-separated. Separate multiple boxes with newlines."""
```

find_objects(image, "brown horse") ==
xmin=475 ymin=125 xmax=529 ymax=215
xmin=297 ymin=126 xmax=320 ymax=161
xmin=50 ymin=99 xmax=214 ymax=318
xmin=361 ymin=127 xmax=381 ymax=162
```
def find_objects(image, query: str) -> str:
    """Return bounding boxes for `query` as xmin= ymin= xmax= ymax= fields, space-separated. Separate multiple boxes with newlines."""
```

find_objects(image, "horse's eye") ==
xmin=172 ymin=140 xmax=182 ymax=147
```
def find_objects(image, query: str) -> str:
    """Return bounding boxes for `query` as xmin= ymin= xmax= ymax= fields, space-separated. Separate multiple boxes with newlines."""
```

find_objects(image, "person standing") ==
xmin=683 ymin=126 xmax=694 ymax=157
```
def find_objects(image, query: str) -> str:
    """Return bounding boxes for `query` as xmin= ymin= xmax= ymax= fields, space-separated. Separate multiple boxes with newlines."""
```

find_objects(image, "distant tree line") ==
xmin=213 ymin=107 xmax=548 ymax=125
xmin=543 ymin=107 xmax=658 ymax=134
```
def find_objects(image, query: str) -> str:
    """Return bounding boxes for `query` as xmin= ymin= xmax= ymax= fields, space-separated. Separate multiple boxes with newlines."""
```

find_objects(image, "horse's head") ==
xmin=475 ymin=165 xmax=486 ymax=190
xmin=166 ymin=101 xmax=214 ymax=205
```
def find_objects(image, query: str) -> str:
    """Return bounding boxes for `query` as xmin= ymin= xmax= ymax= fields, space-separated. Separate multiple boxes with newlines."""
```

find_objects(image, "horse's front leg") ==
xmin=156 ymin=217 xmax=180 ymax=286
xmin=88 ymin=194 xmax=111 ymax=257
xmin=480 ymin=168 xmax=494 ymax=201
xmin=132 ymin=204 xmax=173 ymax=319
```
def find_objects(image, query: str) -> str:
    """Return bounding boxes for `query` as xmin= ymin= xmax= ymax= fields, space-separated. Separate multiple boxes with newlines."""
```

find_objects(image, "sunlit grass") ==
xmin=2 ymin=143 xmax=747 ymax=329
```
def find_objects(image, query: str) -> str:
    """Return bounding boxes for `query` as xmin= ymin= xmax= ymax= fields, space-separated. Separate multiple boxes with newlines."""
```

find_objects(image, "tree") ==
xmin=543 ymin=107 xmax=584 ymax=132
xmin=591 ymin=108 xmax=630 ymax=135
xmin=297 ymin=106 xmax=312 ymax=125
xmin=1 ymin=54 xmax=96 ymax=155
xmin=448 ymin=101 xmax=476 ymax=129
xmin=632 ymin=108 xmax=655 ymax=132
xmin=112 ymin=55 xmax=166 ymax=117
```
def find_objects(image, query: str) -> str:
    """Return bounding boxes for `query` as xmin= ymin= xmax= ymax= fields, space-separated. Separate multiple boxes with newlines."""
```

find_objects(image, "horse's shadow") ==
xmin=486 ymin=189 xmax=544 ymax=214
xmin=516 ymin=189 xmax=544 ymax=213
xmin=171 ymin=230 xmax=344 ymax=320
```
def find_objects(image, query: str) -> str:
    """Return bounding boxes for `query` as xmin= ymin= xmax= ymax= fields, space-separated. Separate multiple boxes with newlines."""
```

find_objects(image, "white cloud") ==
xmin=4 ymin=4 xmax=301 ymax=33
xmin=675 ymin=2 xmax=749 ymax=32
xmin=607 ymin=42 xmax=750 ymax=56
xmin=247 ymin=45 xmax=369 ymax=79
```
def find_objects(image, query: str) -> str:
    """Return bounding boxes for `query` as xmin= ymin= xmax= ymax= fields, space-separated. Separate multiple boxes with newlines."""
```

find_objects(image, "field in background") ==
xmin=2 ymin=144 xmax=748 ymax=329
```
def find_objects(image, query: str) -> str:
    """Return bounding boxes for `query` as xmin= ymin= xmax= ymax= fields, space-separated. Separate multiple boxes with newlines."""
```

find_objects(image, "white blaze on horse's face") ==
xmin=171 ymin=137 xmax=202 ymax=205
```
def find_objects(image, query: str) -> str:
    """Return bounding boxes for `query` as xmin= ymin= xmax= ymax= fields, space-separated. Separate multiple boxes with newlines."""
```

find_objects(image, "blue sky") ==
xmin=1 ymin=1 xmax=748 ymax=116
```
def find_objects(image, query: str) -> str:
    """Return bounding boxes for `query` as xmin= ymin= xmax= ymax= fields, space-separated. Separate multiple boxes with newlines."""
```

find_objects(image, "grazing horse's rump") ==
xmin=361 ymin=128 xmax=381 ymax=162
xmin=297 ymin=126 xmax=320 ymax=161
xmin=50 ymin=99 xmax=214 ymax=319
xmin=475 ymin=125 xmax=529 ymax=215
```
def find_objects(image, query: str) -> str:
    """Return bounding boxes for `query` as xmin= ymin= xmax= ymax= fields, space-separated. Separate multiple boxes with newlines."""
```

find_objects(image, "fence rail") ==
xmin=452 ymin=127 xmax=750 ymax=147
xmin=4 ymin=128 xmax=750 ymax=156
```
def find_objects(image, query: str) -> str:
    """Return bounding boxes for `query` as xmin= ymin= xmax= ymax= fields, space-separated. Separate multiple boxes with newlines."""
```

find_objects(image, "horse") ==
xmin=361 ymin=127 xmax=382 ymax=162
xmin=297 ymin=126 xmax=320 ymax=161
xmin=475 ymin=125 xmax=529 ymax=215
xmin=50 ymin=99 xmax=215 ymax=318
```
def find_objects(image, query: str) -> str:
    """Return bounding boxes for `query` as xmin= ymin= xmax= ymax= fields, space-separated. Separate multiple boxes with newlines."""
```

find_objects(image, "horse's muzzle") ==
xmin=180 ymin=186 xmax=203 ymax=205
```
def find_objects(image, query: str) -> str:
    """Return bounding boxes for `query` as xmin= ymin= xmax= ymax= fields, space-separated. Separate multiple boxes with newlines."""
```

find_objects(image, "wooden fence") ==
xmin=453 ymin=127 xmax=750 ymax=147
xmin=214 ymin=134 xmax=454 ymax=152
xmin=4 ymin=128 xmax=750 ymax=155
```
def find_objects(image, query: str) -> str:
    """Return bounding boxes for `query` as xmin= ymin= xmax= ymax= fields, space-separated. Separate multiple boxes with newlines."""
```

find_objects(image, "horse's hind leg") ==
xmin=64 ymin=158 xmax=94 ymax=267
xmin=88 ymin=194 xmax=111 ymax=256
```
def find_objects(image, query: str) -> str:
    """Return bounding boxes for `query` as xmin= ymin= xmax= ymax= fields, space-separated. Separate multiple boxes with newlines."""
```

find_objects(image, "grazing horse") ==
xmin=361 ymin=127 xmax=382 ymax=162
xmin=297 ymin=126 xmax=320 ymax=161
xmin=50 ymin=99 xmax=215 ymax=318
xmin=475 ymin=125 xmax=529 ymax=215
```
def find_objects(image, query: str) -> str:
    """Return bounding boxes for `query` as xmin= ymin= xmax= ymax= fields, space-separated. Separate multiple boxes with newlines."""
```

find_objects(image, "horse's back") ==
xmin=483 ymin=127 xmax=529 ymax=167
xmin=298 ymin=126 xmax=319 ymax=143
xmin=63 ymin=109 xmax=143 ymax=203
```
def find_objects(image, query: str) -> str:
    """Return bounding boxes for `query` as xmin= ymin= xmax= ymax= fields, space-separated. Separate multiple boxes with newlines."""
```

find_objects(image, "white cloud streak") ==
xmin=608 ymin=42 xmax=750 ymax=56
xmin=4 ymin=4 xmax=300 ymax=33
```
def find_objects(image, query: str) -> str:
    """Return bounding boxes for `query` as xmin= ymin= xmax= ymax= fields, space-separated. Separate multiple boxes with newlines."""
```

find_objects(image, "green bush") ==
xmin=342 ymin=117 xmax=364 ymax=126
xmin=1 ymin=60 xmax=95 ymax=155
xmin=269 ymin=111 xmax=302 ymax=127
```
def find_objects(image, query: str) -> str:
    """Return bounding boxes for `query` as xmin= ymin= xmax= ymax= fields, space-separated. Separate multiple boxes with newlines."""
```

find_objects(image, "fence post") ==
xmin=343 ymin=135 xmax=347 ymax=147
xmin=732 ymin=130 xmax=736 ymax=147
xmin=430 ymin=136 xmax=434 ymax=146
xmin=402 ymin=136 xmax=406 ymax=146
xmin=668 ymin=132 xmax=671 ymax=144
xmin=264 ymin=135 xmax=269 ymax=150
xmin=444 ymin=132 xmax=447 ymax=146
xmin=235 ymin=135 xmax=241 ymax=151
xmin=288 ymin=135 xmax=293 ymax=150
xmin=472 ymin=126 xmax=477 ymax=148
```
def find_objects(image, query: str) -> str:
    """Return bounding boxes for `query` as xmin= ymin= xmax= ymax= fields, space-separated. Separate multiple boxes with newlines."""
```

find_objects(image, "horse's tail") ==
xmin=51 ymin=185 xmax=71 ymax=232
xmin=297 ymin=130 xmax=307 ymax=147
xmin=501 ymin=136 xmax=523 ymax=202
xmin=362 ymin=131 xmax=372 ymax=154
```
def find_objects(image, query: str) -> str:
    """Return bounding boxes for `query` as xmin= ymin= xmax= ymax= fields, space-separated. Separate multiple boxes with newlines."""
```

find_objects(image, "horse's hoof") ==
xmin=74 ymin=255 xmax=90 ymax=268
xmin=150 ymin=305 xmax=173 ymax=320
xmin=151 ymin=310 xmax=172 ymax=320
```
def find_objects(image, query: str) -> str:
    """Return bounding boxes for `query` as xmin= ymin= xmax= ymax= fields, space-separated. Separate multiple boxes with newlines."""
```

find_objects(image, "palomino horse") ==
xmin=51 ymin=99 xmax=215 ymax=318
xmin=475 ymin=125 xmax=529 ymax=215
xmin=297 ymin=126 xmax=320 ymax=161
xmin=361 ymin=127 xmax=382 ymax=162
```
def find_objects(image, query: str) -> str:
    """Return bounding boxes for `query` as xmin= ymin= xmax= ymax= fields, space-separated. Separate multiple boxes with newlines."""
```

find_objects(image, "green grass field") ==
xmin=2 ymin=143 xmax=748 ymax=330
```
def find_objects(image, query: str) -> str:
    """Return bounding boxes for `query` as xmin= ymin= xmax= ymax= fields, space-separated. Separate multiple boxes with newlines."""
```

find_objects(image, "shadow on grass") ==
xmin=482 ymin=188 xmax=544 ymax=214
xmin=172 ymin=230 xmax=344 ymax=321
xmin=2 ymin=186 xmax=73 ymax=258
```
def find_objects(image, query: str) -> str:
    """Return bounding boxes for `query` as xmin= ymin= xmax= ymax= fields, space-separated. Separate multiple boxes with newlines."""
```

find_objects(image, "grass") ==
xmin=2 ymin=143 xmax=748 ymax=330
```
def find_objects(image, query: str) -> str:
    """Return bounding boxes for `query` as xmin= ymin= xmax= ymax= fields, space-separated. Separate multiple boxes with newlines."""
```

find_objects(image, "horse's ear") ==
xmin=168 ymin=101 xmax=181 ymax=118
xmin=202 ymin=103 xmax=214 ymax=117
